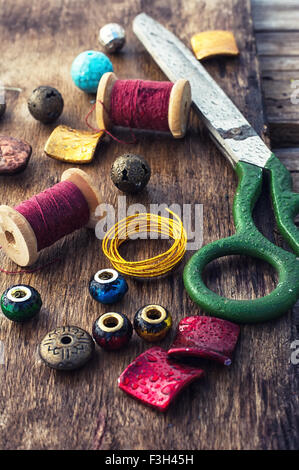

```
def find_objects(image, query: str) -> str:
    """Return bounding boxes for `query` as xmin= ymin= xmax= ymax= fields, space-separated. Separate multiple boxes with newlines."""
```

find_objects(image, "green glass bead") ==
xmin=1 ymin=285 xmax=42 ymax=322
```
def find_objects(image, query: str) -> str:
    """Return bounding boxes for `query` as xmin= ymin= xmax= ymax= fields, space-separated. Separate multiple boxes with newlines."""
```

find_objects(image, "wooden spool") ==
xmin=96 ymin=72 xmax=192 ymax=138
xmin=0 ymin=168 xmax=101 ymax=267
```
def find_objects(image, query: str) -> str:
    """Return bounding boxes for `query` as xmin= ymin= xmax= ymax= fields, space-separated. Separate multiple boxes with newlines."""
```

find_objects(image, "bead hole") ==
xmin=146 ymin=309 xmax=162 ymax=320
xmin=98 ymin=271 xmax=113 ymax=281
xmin=103 ymin=316 xmax=119 ymax=328
xmin=11 ymin=289 xmax=26 ymax=299
xmin=61 ymin=336 xmax=72 ymax=345
xmin=5 ymin=230 xmax=16 ymax=246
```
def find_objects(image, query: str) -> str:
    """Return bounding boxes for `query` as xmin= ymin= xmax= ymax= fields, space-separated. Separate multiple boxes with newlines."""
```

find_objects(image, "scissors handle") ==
xmin=183 ymin=159 xmax=299 ymax=323
xmin=266 ymin=153 xmax=299 ymax=256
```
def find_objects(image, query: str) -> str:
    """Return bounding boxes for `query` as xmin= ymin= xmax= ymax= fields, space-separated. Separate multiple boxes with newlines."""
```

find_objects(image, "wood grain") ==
xmin=252 ymin=0 xmax=299 ymax=31
xmin=252 ymin=1 xmax=299 ymax=146
xmin=0 ymin=0 xmax=298 ymax=450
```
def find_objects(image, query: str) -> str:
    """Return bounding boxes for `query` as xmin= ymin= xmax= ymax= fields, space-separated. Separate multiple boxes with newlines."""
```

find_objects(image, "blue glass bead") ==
xmin=89 ymin=268 xmax=128 ymax=304
xmin=71 ymin=50 xmax=113 ymax=94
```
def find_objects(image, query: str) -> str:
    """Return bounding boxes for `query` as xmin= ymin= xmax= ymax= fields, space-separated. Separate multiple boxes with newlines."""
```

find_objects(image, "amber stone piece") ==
xmin=191 ymin=30 xmax=239 ymax=60
xmin=44 ymin=125 xmax=103 ymax=164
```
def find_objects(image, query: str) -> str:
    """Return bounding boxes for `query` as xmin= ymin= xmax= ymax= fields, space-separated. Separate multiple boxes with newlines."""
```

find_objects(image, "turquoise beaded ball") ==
xmin=71 ymin=50 xmax=113 ymax=94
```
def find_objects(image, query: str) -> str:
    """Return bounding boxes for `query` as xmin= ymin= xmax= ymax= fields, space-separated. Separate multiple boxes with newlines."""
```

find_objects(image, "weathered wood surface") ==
xmin=252 ymin=0 xmax=299 ymax=147
xmin=0 ymin=0 xmax=298 ymax=450
xmin=252 ymin=0 xmax=299 ymax=224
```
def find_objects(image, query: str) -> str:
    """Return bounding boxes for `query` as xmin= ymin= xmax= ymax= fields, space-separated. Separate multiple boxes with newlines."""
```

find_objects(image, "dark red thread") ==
xmin=85 ymin=79 xmax=173 ymax=143
xmin=14 ymin=180 xmax=90 ymax=251
xmin=110 ymin=79 xmax=173 ymax=131
xmin=0 ymin=257 xmax=61 ymax=274
xmin=85 ymin=101 xmax=137 ymax=145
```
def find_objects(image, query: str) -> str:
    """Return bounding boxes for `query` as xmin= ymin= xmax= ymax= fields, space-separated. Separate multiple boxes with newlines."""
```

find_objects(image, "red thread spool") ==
xmin=96 ymin=72 xmax=191 ymax=138
xmin=0 ymin=169 xmax=101 ymax=266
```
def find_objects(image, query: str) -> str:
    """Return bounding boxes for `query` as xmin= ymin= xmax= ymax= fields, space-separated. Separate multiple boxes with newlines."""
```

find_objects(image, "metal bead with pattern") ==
xmin=39 ymin=326 xmax=94 ymax=370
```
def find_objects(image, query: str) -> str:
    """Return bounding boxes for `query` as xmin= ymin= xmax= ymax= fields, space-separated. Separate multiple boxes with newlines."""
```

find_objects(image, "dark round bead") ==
xmin=0 ymin=102 xmax=6 ymax=119
xmin=134 ymin=304 xmax=172 ymax=342
xmin=28 ymin=86 xmax=64 ymax=124
xmin=92 ymin=312 xmax=133 ymax=351
xmin=1 ymin=284 xmax=42 ymax=322
xmin=89 ymin=268 xmax=128 ymax=304
xmin=110 ymin=153 xmax=151 ymax=194
xmin=39 ymin=326 xmax=95 ymax=370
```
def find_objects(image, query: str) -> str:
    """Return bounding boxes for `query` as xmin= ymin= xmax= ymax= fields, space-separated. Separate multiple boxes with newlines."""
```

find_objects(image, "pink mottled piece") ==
xmin=0 ymin=136 xmax=32 ymax=175
xmin=118 ymin=347 xmax=204 ymax=412
xmin=167 ymin=316 xmax=240 ymax=366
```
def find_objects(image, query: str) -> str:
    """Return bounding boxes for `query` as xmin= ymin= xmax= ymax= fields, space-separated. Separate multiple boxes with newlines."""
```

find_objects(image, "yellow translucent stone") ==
xmin=44 ymin=125 xmax=104 ymax=164
xmin=191 ymin=30 xmax=239 ymax=60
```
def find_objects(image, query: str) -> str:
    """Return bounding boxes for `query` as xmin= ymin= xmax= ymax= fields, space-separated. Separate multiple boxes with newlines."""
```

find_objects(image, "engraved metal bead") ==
xmin=110 ymin=153 xmax=151 ymax=194
xmin=98 ymin=23 xmax=126 ymax=53
xmin=39 ymin=326 xmax=95 ymax=370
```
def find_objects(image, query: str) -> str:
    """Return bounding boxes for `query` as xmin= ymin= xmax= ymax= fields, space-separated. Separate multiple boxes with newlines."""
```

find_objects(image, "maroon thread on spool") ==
xmin=14 ymin=180 xmax=90 ymax=251
xmin=109 ymin=79 xmax=174 ymax=132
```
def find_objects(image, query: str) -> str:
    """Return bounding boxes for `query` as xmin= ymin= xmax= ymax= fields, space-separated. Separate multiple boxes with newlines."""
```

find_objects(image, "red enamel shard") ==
xmin=167 ymin=316 xmax=240 ymax=365
xmin=118 ymin=347 xmax=204 ymax=412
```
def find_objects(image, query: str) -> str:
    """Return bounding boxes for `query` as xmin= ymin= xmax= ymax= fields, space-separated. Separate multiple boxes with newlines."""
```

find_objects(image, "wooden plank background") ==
xmin=0 ymin=0 xmax=298 ymax=450
xmin=252 ymin=0 xmax=299 ymax=147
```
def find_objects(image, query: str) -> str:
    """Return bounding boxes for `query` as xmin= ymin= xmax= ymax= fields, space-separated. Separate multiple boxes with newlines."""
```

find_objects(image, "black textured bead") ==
xmin=0 ymin=102 xmax=6 ymax=119
xmin=28 ymin=86 xmax=64 ymax=124
xmin=110 ymin=153 xmax=151 ymax=194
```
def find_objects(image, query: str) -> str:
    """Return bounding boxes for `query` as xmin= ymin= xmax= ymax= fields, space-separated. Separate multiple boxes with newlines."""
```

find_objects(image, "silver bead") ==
xmin=98 ymin=23 xmax=126 ymax=53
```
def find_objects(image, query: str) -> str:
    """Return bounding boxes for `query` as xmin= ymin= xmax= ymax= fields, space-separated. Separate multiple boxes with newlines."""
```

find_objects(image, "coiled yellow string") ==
xmin=102 ymin=209 xmax=187 ymax=278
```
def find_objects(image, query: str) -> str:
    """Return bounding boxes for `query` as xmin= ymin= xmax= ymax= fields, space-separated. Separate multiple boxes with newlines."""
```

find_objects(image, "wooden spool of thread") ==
xmin=0 ymin=169 xmax=100 ymax=266
xmin=96 ymin=72 xmax=191 ymax=138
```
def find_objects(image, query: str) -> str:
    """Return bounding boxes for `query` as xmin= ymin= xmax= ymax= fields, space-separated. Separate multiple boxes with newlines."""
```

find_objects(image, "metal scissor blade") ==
xmin=133 ymin=13 xmax=272 ymax=168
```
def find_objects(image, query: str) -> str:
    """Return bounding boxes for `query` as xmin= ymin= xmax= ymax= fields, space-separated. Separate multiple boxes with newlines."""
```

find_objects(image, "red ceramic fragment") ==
xmin=167 ymin=316 xmax=240 ymax=366
xmin=118 ymin=347 xmax=204 ymax=412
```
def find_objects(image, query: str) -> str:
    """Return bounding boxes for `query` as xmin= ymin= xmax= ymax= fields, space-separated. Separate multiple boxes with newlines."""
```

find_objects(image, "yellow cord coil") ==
xmin=102 ymin=209 xmax=187 ymax=278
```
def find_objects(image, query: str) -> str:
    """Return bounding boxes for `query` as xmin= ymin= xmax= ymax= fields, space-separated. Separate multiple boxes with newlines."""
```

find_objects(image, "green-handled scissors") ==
xmin=133 ymin=13 xmax=299 ymax=323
